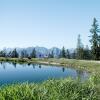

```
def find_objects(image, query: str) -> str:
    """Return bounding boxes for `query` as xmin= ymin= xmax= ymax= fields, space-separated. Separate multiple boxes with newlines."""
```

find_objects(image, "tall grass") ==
xmin=0 ymin=75 xmax=99 ymax=100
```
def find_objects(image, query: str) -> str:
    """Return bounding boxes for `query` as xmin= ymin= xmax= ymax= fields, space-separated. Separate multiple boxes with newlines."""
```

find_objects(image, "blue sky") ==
xmin=0 ymin=0 xmax=100 ymax=49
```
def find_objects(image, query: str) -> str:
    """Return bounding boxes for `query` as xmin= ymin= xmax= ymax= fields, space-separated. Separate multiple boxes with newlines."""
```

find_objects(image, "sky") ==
xmin=0 ymin=0 xmax=100 ymax=49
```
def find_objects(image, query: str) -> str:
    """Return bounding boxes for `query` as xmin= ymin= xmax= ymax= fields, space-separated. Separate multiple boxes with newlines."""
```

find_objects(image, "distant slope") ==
xmin=3 ymin=47 xmax=75 ymax=58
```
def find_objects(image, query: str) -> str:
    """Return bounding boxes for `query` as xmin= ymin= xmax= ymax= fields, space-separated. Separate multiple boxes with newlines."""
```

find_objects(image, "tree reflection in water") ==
xmin=28 ymin=63 xmax=31 ymax=66
xmin=39 ymin=64 xmax=41 ymax=69
xmin=62 ymin=67 xmax=65 ymax=72
xmin=32 ymin=64 xmax=35 ymax=69
xmin=3 ymin=63 xmax=6 ymax=69
xmin=0 ymin=62 xmax=6 ymax=69
xmin=0 ymin=62 xmax=2 ymax=65
xmin=12 ymin=62 xmax=17 ymax=68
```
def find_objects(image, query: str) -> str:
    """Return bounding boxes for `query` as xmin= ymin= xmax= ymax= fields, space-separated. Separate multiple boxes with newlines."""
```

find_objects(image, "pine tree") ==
xmin=61 ymin=46 xmax=66 ymax=58
xmin=76 ymin=34 xmax=84 ymax=59
xmin=11 ymin=48 xmax=19 ymax=58
xmin=89 ymin=18 xmax=100 ymax=60
xmin=48 ymin=50 xmax=54 ymax=58
xmin=30 ymin=49 xmax=36 ymax=58
xmin=83 ymin=45 xmax=91 ymax=60
xmin=21 ymin=49 xmax=28 ymax=58
xmin=0 ymin=50 xmax=6 ymax=57
xmin=72 ymin=50 xmax=76 ymax=59
xmin=66 ymin=49 xmax=70 ymax=59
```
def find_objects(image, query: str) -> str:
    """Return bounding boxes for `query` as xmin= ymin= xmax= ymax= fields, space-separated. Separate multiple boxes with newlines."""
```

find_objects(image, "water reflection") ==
xmin=76 ymin=70 xmax=85 ymax=79
xmin=62 ymin=67 xmax=65 ymax=72
xmin=3 ymin=63 xmax=6 ymax=69
xmin=39 ymin=64 xmax=41 ymax=69
xmin=12 ymin=62 xmax=17 ymax=68
xmin=0 ymin=62 xmax=89 ymax=84
xmin=32 ymin=64 xmax=35 ymax=69
xmin=0 ymin=62 xmax=2 ymax=65
xmin=28 ymin=63 xmax=31 ymax=66
xmin=0 ymin=62 xmax=6 ymax=69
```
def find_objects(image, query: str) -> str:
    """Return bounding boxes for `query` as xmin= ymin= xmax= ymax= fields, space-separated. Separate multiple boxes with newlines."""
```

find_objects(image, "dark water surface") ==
xmin=0 ymin=62 xmax=89 ymax=85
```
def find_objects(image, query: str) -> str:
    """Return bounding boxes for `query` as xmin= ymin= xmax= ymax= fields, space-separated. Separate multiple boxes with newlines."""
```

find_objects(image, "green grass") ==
xmin=0 ymin=75 xmax=99 ymax=100
xmin=0 ymin=57 xmax=100 ymax=99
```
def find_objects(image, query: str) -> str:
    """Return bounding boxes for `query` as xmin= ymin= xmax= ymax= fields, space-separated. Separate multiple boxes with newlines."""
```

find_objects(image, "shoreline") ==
xmin=0 ymin=57 xmax=100 ymax=73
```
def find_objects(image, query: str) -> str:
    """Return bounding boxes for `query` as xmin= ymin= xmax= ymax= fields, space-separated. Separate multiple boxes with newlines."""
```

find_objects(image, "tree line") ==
xmin=60 ymin=18 xmax=100 ymax=60
xmin=0 ymin=18 xmax=100 ymax=60
xmin=0 ymin=48 xmax=36 ymax=59
xmin=76 ymin=18 xmax=100 ymax=60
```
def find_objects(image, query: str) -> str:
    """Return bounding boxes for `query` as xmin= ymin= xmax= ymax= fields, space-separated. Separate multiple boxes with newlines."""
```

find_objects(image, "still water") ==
xmin=0 ymin=62 xmax=89 ymax=85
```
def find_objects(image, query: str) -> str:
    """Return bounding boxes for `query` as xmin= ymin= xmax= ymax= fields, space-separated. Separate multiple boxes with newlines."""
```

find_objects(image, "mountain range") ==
xmin=2 ymin=47 xmax=75 ymax=58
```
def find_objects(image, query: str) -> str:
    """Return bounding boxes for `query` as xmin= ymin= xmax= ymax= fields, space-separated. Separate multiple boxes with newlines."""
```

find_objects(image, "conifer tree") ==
xmin=89 ymin=18 xmax=100 ymax=60
xmin=61 ymin=46 xmax=66 ymax=58
xmin=66 ymin=49 xmax=70 ymax=59
xmin=48 ymin=50 xmax=54 ymax=58
xmin=30 ymin=48 xmax=36 ymax=58
xmin=76 ymin=34 xmax=84 ymax=59
xmin=83 ymin=45 xmax=91 ymax=60
xmin=11 ymin=48 xmax=19 ymax=58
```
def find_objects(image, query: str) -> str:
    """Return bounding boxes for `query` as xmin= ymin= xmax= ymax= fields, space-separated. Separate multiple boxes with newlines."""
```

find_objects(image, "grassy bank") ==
xmin=0 ymin=57 xmax=100 ymax=73
xmin=0 ymin=75 xmax=99 ymax=100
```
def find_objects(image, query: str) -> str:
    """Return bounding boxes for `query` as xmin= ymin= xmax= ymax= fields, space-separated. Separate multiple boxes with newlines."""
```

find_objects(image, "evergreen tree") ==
xmin=48 ymin=50 xmax=54 ymax=58
xmin=0 ymin=50 xmax=6 ymax=57
xmin=83 ymin=45 xmax=91 ymax=60
xmin=30 ymin=49 xmax=36 ymax=58
xmin=20 ymin=49 xmax=28 ymax=58
xmin=89 ymin=18 xmax=100 ymax=60
xmin=72 ymin=50 xmax=76 ymax=59
xmin=61 ymin=46 xmax=66 ymax=58
xmin=11 ymin=49 xmax=19 ymax=58
xmin=66 ymin=49 xmax=70 ymax=59
xmin=76 ymin=34 xmax=84 ymax=59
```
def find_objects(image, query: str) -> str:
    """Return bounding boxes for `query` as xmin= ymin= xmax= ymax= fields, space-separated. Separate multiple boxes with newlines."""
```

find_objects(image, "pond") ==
xmin=0 ymin=62 xmax=89 ymax=85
